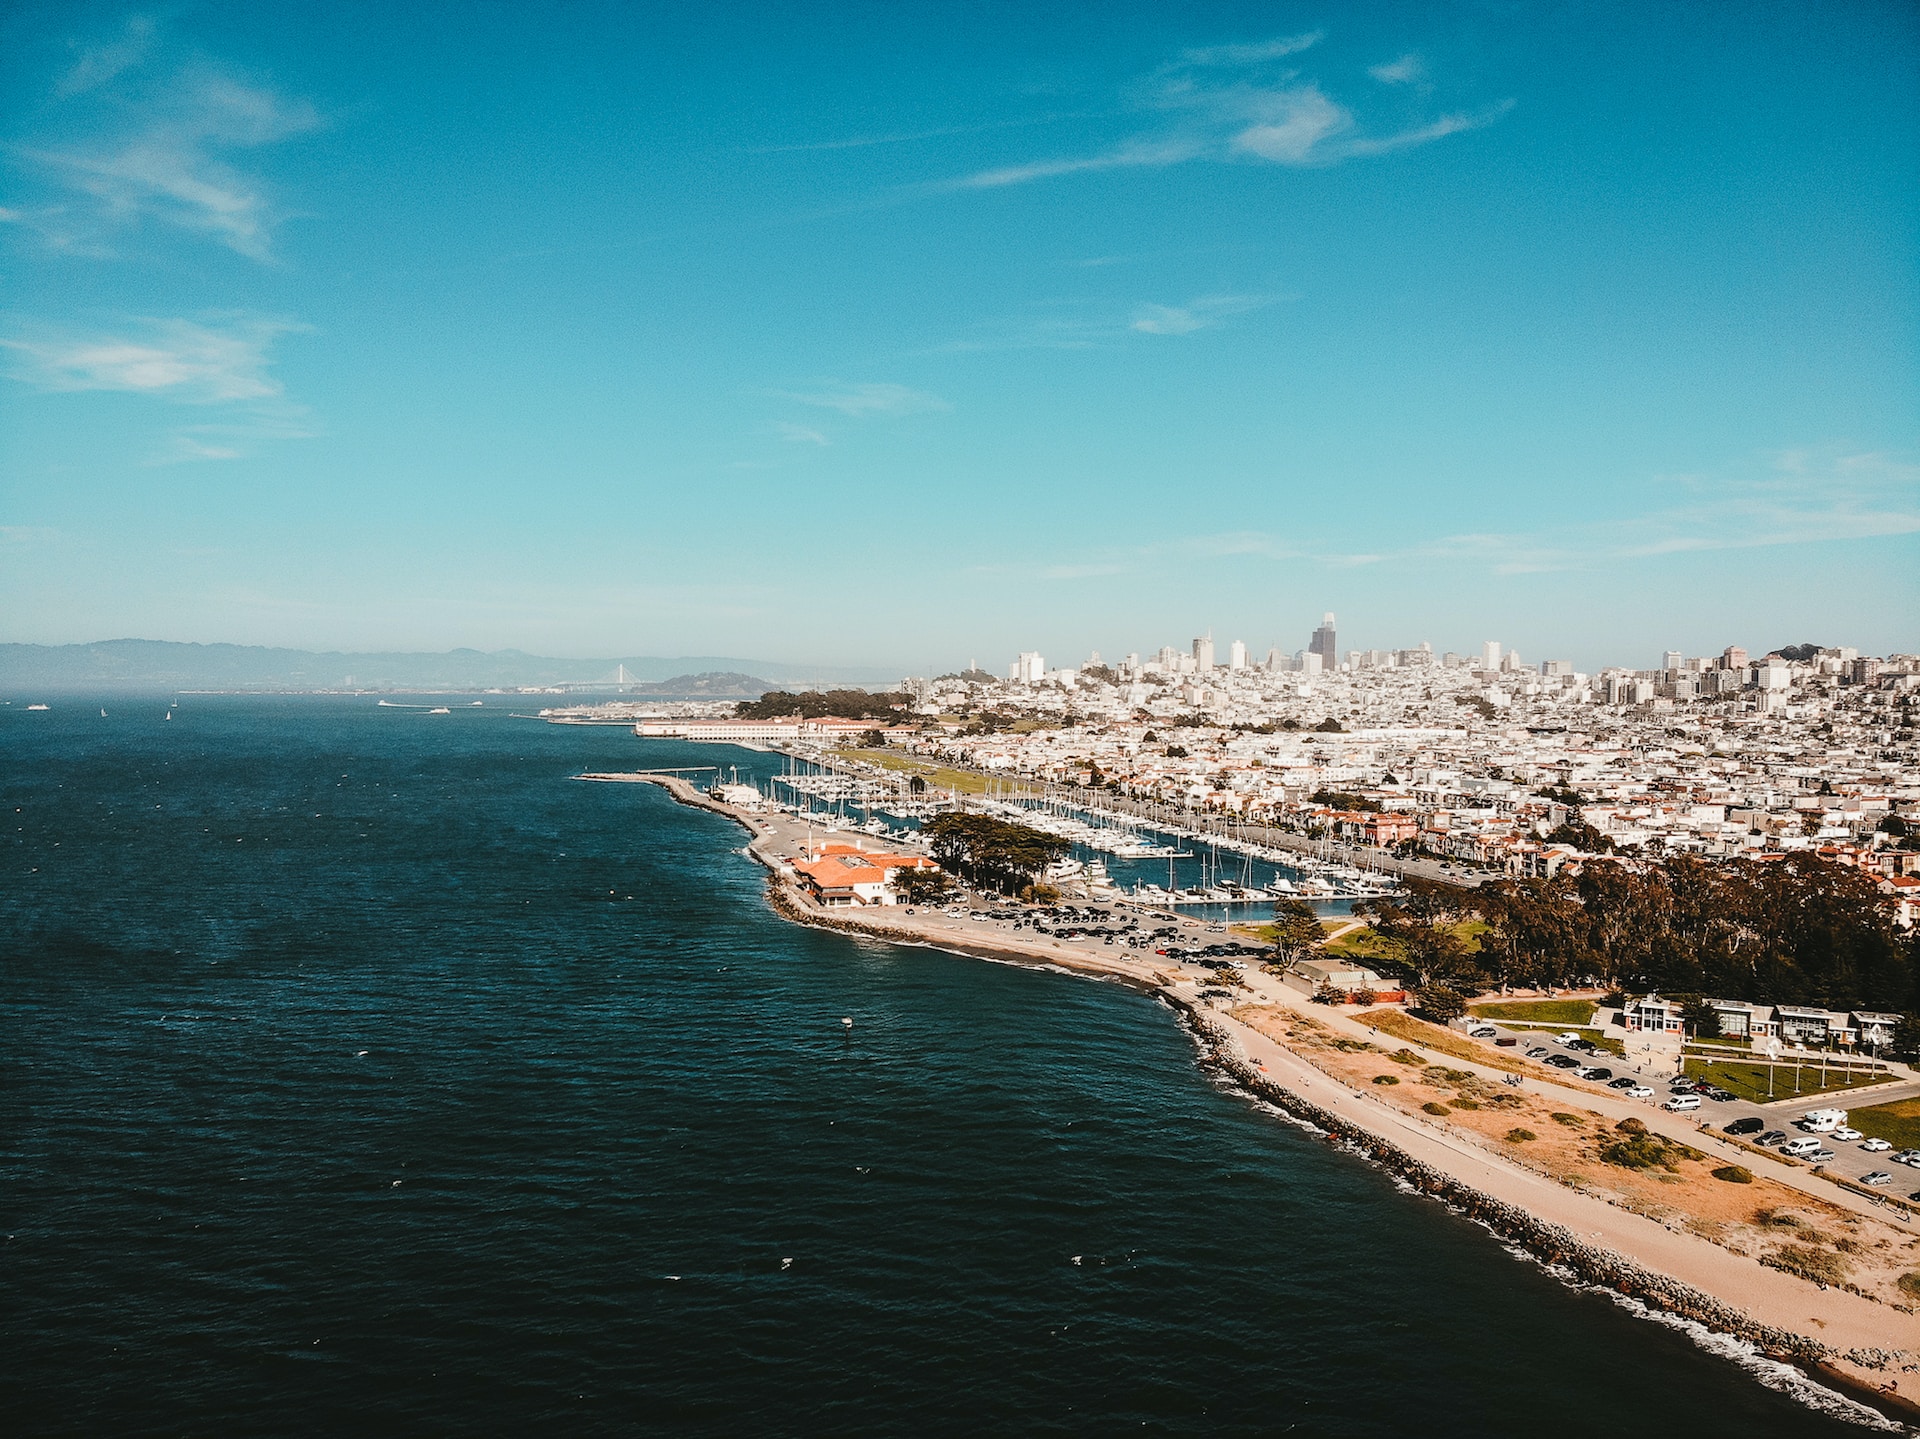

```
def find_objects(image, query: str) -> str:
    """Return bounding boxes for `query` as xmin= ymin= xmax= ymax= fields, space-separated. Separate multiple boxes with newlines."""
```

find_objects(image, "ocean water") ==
xmin=0 ymin=697 xmax=1889 ymax=1436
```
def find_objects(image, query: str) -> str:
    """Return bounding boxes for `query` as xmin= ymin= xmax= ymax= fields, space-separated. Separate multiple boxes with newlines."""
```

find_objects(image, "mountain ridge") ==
xmin=0 ymin=640 xmax=900 ymax=692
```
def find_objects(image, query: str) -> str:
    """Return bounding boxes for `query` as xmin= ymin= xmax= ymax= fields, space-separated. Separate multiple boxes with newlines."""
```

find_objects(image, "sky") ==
xmin=2 ymin=0 xmax=1917 ymax=675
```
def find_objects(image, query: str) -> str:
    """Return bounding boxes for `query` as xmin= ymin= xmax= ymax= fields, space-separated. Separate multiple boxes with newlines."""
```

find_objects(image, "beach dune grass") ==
xmin=1362 ymin=1011 xmax=1531 ymax=1075
xmin=1468 ymin=998 xmax=1597 ymax=1026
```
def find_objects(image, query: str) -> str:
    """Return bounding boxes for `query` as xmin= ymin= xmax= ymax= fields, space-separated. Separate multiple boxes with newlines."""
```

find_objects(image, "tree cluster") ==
xmin=921 ymin=813 xmax=1068 ymax=895
xmin=1310 ymin=788 xmax=1383 ymax=813
xmin=734 ymin=689 xmax=911 ymax=721
xmin=1460 ymin=855 xmax=1914 ymax=1012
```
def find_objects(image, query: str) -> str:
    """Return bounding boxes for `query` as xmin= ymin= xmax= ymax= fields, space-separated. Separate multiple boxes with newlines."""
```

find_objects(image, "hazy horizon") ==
xmin=3 ymin=3 xmax=1916 ymax=670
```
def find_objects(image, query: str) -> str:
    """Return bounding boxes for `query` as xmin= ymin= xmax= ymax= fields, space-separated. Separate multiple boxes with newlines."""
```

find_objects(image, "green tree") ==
xmin=1417 ymin=984 xmax=1468 ymax=1023
xmin=735 ymin=688 xmax=911 ymax=721
xmin=1675 ymin=993 xmax=1721 ymax=1039
xmin=891 ymin=867 xmax=955 ymax=905
xmin=1269 ymin=898 xmax=1325 ymax=965
xmin=1892 ymin=1014 xmax=1920 ymax=1062
xmin=922 ymin=813 xmax=1068 ymax=896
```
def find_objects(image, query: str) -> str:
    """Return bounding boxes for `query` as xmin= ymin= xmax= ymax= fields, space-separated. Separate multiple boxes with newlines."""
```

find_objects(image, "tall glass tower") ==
xmin=1309 ymin=613 xmax=1337 ymax=666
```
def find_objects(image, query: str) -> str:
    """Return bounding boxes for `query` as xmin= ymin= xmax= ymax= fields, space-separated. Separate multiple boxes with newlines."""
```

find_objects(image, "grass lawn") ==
xmin=830 ymin=749 xmax=997 ymax=797
xmin=1847 ymin=1099 xmax=1920 ymax=1151
xmin=1324 ymin=919 xmax=1483 ymax=960
xmin=1681 ymin=1055 xmax=1890 ymax=1104
xmin=1469 ymin=998 xmax=1597 ymax=1026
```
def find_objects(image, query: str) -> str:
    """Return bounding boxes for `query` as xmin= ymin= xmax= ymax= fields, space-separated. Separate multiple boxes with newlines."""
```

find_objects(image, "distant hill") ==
xmin=0 ymin=640 xmax=899 ymax=692
xmin=628 ymin=672 xmax=774 ymax=698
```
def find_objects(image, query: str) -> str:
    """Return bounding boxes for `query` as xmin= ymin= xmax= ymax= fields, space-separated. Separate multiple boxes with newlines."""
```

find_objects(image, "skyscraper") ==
xmin=1661 ymin=650 xmax=1683 ymax=673
xmin=1482 ymin=640 xmax=1502 ymax=672
xmin=1228 ymin=640 xmax=1247 ymax=670
xmin=1193 ymin=634 xmax=1215 ymax=672
xmin=1309 ymin=613 xmax=1337 ymax=667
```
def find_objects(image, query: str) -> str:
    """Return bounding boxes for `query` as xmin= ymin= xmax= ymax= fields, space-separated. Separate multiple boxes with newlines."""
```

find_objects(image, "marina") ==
xmin=653 ymin=747 xmax=1404 ymax=911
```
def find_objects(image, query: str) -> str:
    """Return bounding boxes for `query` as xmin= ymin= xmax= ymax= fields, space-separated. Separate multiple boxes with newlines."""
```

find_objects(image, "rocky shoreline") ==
xmin=637 ymin=775 xmax=1918 ymax=1426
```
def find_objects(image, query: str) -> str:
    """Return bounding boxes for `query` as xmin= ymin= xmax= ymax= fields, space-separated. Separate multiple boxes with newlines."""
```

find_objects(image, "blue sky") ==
xmin=3 ymin=1 xmax=1916 ymax=673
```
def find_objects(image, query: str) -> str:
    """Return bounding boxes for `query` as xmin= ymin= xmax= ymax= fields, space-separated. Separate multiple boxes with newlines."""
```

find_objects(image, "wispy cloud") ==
xmin=15 ymin=20 xmax=319 ymax=260
xmin=1130 ymin=294 xmax=1274 ymax=334
xmin=58 ymin=15 xmax=157 ymax=96
xmin=750 ymin=112 xmax=1088 ymax=155
xmin=1368 ymin=54 xmax=1426 ymax=86
xmin=2 ymin=315 xmax=316 ymax=460
xmin=1177 ymin=32 xmax=1324 ymax=69
xmin=932 ymin=291 xmax=1282 ymax=352
xmin=4 ymin=317 xmax=298 ymax=401
xmin=781 ymin=381 xmax=950 ymax=417
xmin=776 ymin=421 xmax=830 ymax=445
xmin=951 ymin=35 xmax=1509 ymax=189
xmin=968 ymin=451 xmax=1919 ymax=589
xmin=1336 ymin=450 xmax=1920 ymax=574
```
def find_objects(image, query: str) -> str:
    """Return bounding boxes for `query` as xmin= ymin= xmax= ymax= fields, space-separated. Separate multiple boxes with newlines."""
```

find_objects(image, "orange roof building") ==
xmin=792 ymin=843 xmax=939 ymax=907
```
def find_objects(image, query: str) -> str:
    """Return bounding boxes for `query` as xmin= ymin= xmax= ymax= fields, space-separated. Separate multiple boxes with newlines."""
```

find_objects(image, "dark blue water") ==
xmin=1 ymin=698 xmax=1882 ymax=1435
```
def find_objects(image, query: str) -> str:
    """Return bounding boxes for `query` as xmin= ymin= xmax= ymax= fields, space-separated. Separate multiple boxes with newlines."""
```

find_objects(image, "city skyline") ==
xmin=3 ymin=2 xmax=1916 ymax=669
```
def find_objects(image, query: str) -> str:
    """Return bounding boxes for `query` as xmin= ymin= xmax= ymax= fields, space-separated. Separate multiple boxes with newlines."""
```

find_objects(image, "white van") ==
xmin=1662 ymin=1094 xmax=1701 ymax=1112
xmin=1780 ymin=1137 xmax=1823 ymax=1158
xmin=1798 ymin=1108 xmax=1848 ymax=1133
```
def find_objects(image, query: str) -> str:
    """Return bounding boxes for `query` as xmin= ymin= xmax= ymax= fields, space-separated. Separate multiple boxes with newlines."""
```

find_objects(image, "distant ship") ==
xmin=27 ymin=703 xmax=49 ymax=711
xmin=428 ymin=707 xmax=451 ymax=715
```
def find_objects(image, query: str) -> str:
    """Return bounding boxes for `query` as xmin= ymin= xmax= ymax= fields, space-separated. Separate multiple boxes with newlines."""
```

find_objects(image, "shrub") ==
xmin=1451 ymin=1098 xmax=1481 ymax=1110
xmin=1763 ymin=1245 xmax=1851 ymax=1286
xmin=1388 ymin=1048 xmax=1425 ymax=1066
xmin=1711 ymin=1165 xmax=1754 ymax=1184
xmin=1550 ymin=1112 xmax=1583 ymax=1127
xmin=1422 ymin=1101 xmax=1451 ymax=1116
xmin=1615 ymin=1118 xmax=1648 ymax=1135
xmin=1373 ymin=1075 xmax=1400 ymax=1085
xmin=1897 ymin=1273 xmax=1920 ymax=1301
xmin=1505 ymin=1128 xmax=1537 ymax=1143
xmin=1600 ymin=1133 xmax=1682 ymax=1171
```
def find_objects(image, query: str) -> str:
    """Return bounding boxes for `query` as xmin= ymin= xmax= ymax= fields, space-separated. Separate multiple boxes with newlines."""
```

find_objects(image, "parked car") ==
xmin=1608 ymin=1077 xmax=1638 ymax=1090
xmin=1579 ymin=1067 xmax=1613 ymax=1082
xmin=1832 ymin=1126 xmax=1863 ymax=1142
xmin=1554 ymin=1032 xmax=1581 ymax=1044
xmin=1705 ymin=1089 xmax=1738 ymax=1103
xmin=1663 ymin=1095 xmax=1702 ymax=1112
xmin=1898 ymin=1151 xmax=1920 ymax=1168
xmin=1757 ymin=1130 xmax=1787 ymax=1146
xmin=1526 ymin=1047 xmax=1550 ymax=1058
xmin=1862 ymin=1171 xmax=1894 ymax=1186
xmin=1545 ymin=1054 xmax=1580 ymax=1070
xmin=1567 ymin=1039 xmax=1598 ymax=1054
xmin=1669 ymin=1079 xmax=1698 ymax=1093
xmin=1807 ymin=1149 xmax=1837 ymax=1163
xmin=1779 ymin=1137 xmax=1823 ymax=1158
xmin=1626 ymin=1086 xmax=1654 ymax=1098
xmin=1724 ymin=1117 xmax=1765 ymax=1136
xmin=1861 ymin=1138 xmax=1893 ymax=1152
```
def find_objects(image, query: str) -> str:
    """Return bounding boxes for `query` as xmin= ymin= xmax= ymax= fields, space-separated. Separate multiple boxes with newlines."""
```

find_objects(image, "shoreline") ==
xmin=621 ymin=772 xmax=1920 ymax=1426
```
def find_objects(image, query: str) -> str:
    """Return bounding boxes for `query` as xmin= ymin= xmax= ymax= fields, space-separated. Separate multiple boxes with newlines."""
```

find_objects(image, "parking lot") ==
xmin=1464 ymin=1020 xmax=1920 ymax=1197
